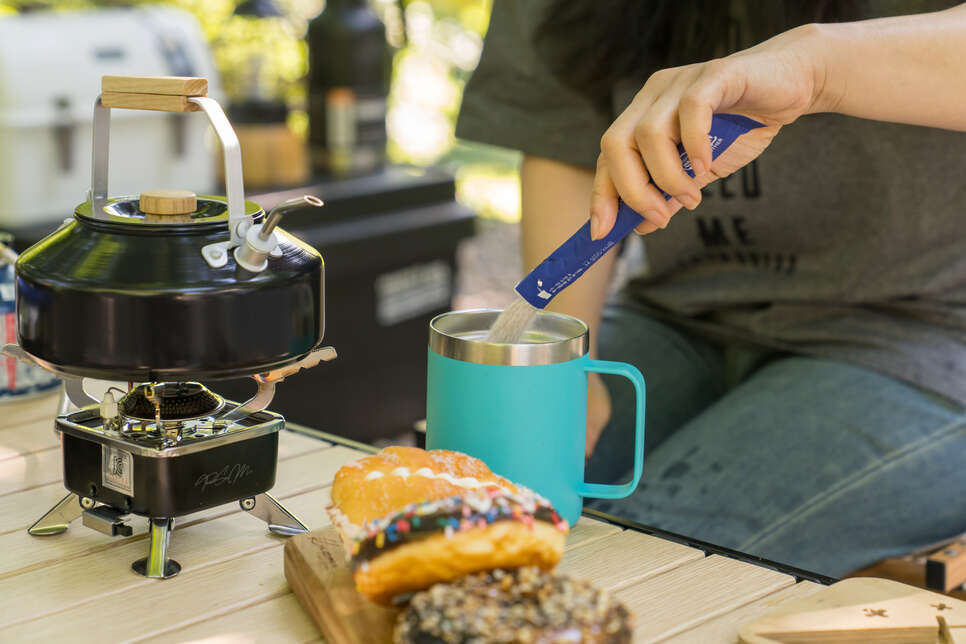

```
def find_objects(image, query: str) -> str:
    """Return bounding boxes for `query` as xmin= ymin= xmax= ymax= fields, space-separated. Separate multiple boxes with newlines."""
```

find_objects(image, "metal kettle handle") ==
xmin=90 ymin=76 xmax=249 ymax=247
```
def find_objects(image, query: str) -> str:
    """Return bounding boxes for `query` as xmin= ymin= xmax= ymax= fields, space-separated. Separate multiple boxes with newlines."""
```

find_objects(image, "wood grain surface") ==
xmin=101 ymin=92 xmax=202 ymax=113
xmin=101 ymin=76 xmax=208 ymax=96
xmin=739 ymin=577 xmax=966 ymax=643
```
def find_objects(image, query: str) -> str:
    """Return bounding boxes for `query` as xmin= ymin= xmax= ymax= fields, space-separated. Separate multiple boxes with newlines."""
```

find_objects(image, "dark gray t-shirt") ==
xmin=456 ymin=1 xmax=966 ymax=406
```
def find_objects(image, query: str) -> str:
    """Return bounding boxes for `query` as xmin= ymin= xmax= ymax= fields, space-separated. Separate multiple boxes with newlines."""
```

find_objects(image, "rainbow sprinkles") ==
xmin=350 ymin=488 xmax=569 ymax=570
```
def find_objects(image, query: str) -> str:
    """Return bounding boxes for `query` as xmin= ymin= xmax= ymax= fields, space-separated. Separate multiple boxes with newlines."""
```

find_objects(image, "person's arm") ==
xmin=521 ymin=156 xmax=614 ymax=457
xmin=589 ymin=2 xmax=966 ymax=239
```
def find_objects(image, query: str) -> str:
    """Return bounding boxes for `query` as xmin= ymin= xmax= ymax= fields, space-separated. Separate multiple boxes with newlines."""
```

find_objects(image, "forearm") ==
xmin=810 ymin=3 xmax=966 ymax=130
xmin=521 ymin=156 xmax=615 ymax=357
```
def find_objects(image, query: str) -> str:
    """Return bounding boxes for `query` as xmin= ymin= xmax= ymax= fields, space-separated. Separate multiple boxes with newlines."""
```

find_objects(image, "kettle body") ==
xmin=15 ymin=196 xmax=324 ymax=381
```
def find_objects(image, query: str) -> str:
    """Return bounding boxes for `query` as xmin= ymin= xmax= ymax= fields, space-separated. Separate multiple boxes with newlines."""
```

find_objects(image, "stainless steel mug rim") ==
xmin=429 ymin=309 xmax=589 ymax=366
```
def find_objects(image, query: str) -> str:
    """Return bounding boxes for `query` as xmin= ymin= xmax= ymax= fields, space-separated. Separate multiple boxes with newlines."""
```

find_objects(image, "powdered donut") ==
xmin=328 ymin=446 xmax=520 ymax=543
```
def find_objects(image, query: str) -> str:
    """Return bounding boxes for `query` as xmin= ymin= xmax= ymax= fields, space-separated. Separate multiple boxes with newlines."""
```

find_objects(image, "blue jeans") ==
xmin=586 ymin=298 xmax=966 ymax=577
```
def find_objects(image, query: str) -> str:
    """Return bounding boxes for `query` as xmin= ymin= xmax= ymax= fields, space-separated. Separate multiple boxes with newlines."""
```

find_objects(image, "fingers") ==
xmin=634 ymin=220 xmax=660 ymax=235
xmin=599 ymin=127 xmax=673 ymax=230
xmin=633 ymin=111 xmax=702 ymax=209
xmin=594 ymin=61 xmax=743 ymax=235
xmin=589 ymin=155 xmax=619 ymax=240
xmin=598 ymin=66 xmax=709 ymax=229
xmin=678 ymin=61 xmax=731 ymax=177
xmin=678 ymin=91 xmax=715 ymax=178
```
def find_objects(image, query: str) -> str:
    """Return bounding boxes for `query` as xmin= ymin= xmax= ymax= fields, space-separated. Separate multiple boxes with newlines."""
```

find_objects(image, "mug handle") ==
xmin=578 ymin=360 xmax=645 ymax=499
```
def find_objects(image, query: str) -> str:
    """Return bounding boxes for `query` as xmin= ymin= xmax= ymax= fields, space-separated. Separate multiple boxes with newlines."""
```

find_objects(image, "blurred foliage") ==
xmin=0 ymin=0 xmax=520 ymax=220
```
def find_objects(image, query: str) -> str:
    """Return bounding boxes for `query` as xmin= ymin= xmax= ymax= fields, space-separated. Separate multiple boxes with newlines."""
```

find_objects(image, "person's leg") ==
xmin=585 ymin=298 xmax=726 ymax=484
xmin=594 ymin=356 xmax=966 ymax=577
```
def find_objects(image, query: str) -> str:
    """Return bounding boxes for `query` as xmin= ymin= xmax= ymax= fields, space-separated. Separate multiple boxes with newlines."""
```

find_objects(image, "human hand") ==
xmin=590 ymin=24 xmax=832 ymax=238
xmin=585 ymin=372 xmax=612 ymax=458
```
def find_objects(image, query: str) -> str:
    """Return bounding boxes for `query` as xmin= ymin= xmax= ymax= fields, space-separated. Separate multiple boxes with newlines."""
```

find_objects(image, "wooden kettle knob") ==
xmin=101 ymin=76 xmax=208 ymax=113
xmin=139 ymin=190 xmax=197 ymax=216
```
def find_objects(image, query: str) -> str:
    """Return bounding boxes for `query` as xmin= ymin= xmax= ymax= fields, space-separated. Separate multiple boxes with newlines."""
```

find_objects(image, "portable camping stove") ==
xmin=26 ymin=350 xmax=334 ymax=578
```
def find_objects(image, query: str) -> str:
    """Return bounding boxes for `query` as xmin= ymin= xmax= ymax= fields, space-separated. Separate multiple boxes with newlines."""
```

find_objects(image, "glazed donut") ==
xmin=394 ymin=567 xmax=633 ymax=644
xmin=328 ymin=446 xmax=520 ymax=542
xmin=350 ymin=489 xmax=568 ymax=604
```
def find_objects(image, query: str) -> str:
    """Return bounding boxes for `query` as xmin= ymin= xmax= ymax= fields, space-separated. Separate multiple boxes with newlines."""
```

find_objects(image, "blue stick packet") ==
xmin=515 ymin=113 xmax=765 ymax=309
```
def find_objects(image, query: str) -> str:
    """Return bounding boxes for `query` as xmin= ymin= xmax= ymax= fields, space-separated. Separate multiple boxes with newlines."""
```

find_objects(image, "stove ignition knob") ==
xmin=100 ymin=391 xmax=119 ymax=421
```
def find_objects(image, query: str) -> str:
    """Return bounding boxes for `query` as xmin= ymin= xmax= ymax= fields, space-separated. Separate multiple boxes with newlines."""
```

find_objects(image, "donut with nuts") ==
xmin=394 ymin=567 xmax=633 ymax=644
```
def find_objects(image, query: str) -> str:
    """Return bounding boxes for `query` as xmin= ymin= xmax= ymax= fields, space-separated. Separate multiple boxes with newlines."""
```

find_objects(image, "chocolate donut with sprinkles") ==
xmin=326 ymin=446 xmax=569 ymax=604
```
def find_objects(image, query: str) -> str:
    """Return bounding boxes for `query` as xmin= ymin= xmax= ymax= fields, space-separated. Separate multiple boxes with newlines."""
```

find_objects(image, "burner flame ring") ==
xmin=118 ymin=382 xmax=225 ymax=423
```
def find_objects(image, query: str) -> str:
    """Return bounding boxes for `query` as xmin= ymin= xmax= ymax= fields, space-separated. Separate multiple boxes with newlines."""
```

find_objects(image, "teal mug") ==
xmin=425 ymin=309 xmax=645 ymax=526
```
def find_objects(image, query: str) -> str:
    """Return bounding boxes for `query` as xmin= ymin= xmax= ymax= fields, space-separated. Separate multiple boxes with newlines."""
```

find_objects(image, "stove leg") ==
xmin=131 ymin=518 xmax=181 ymax=579
xmin=240 ymin=493 xmax=308 ymax=536
xmin=28 ymin=493 xmax=82 ymax=536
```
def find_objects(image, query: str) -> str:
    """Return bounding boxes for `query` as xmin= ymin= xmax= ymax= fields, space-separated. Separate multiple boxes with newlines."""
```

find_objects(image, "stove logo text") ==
xmin=195 ymin=463 xmax=255 ymax=493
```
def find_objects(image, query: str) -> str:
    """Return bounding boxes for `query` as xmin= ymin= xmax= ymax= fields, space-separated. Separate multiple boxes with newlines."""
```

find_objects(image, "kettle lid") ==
xmin=75 ymin=192 xmax=264 ymax=228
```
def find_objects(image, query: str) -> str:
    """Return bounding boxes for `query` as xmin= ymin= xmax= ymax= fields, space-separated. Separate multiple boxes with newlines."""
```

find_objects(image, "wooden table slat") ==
xmin=0 ymin=545 xmax=290 ymax=641
xmin=278 ymin=430 xmax=331 ymax=460
xmin=616 ymin=554 xmax=796 ymax=643
xmin=661 ymin=581 xmax=822 ymax=643
xmin=0 ymin=446 xmax=62 ymax=497
xmin=0 ymin=391 xmax=61 ymax=431
xmin=0 ymin=488 xmax=335 ymax=630
xmin=137 ymin=593 xmax=319 ymax=644
xmin=558 ymin=529 xmax=704 ymax=591
xmin=0 ymin=446 xmax=358 ymax=580
xmin=0 ymin=419 xmax=59 ymax=463
xmin=565 ymin=516 xmax=624 ymax=550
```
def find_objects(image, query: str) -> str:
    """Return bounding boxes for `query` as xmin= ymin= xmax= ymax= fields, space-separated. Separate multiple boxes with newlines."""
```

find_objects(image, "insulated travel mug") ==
xmin=426 ymin=309 xmax=646 ymax=525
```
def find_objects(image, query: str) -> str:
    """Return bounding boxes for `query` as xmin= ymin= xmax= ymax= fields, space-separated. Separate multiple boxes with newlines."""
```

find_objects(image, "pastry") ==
xmin=349 ymin=488 xmax=568 ymax=603
xmin=328 ymin=446 xmax=521 ymax=543
xmin=327 ymin=446 xmax=569 ymax=603
xmin=394 ymin=567 xmax=633 ymax=644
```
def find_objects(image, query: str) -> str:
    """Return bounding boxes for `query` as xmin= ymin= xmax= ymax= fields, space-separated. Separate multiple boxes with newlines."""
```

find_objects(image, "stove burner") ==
xmin=118 ymin=382 xmax=224 ymax=421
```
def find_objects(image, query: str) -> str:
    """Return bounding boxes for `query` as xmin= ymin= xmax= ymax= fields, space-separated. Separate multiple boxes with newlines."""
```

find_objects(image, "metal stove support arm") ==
xmin=221 ymin=347 xmax=338 ymax=424
xmin=220 ymin=378 xmax=276 ymax=424
xmin=27 ymin=493 xmax=82 ymax=536
xmin=240 ymin=493 xmax=308 ymax=536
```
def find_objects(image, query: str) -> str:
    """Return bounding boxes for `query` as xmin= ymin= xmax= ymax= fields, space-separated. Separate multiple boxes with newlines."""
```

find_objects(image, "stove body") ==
xmin=58 ymin=385 xmax=283 ymax=518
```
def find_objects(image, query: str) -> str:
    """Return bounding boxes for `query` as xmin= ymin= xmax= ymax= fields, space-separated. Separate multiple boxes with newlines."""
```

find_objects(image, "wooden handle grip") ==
xmin=102 ymin=76 xmax=207 ymax=96
xmin=100 ymin=76 xmax=208 ymax=113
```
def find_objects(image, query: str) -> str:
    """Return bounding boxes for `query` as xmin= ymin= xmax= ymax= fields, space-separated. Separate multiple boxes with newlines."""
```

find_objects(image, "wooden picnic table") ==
xmin=0 ymin=390 xmax=828 ymax=643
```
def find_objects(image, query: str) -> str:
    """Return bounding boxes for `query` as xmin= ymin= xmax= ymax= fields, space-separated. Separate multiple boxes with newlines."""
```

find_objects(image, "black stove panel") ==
xmin=60 ymin=428 xmax=279 ymax=518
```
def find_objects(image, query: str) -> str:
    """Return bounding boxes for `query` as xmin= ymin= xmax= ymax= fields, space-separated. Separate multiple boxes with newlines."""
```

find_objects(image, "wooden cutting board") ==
xmin=740 ymin=577 xmax=966 ymax=643
xmin=283 ymin=526 xmax=400 ymax=644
